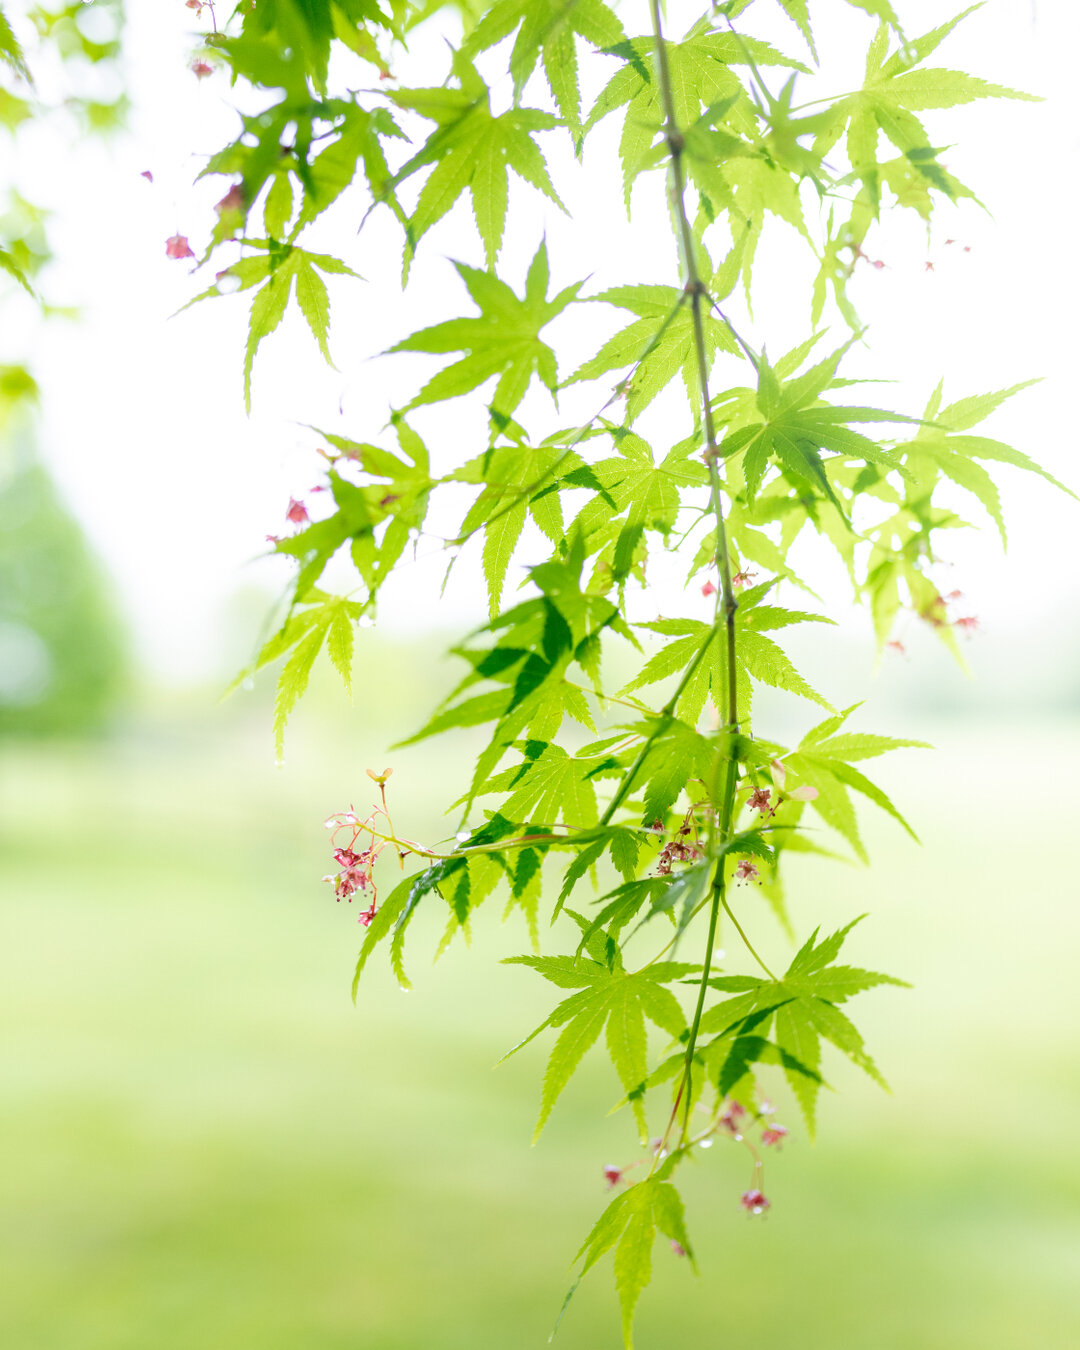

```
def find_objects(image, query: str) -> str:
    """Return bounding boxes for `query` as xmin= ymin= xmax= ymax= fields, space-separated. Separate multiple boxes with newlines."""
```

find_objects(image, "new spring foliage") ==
xmin=161 ymin=0 xmax=1060 ymax=1342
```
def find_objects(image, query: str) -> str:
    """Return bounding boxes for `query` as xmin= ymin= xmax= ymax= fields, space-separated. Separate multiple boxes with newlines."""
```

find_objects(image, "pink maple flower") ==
xmin=670 ymin=1240 xmax=687 ymax=1257
xmin=761 ymin=1125 xmax=789 ymax=1147
xmin=954 ymin=615 xmax=979 ymax=632
xmin=286 ymin=497 xmax=309 ymax=525
xmin=358 ymin=899 xmax=378 ymax=927
xmin=701 ymin=580 xmax=717 ymax=597
xmin=886 ymin=639 xmax=906 ymax=655
xmin=165 ymin=234 xmax=195 ymax=260
xmin=732 ymin=570 xmax=758 ymax=591
xmin=740 ymin=1189 xmax=770 ymax=1215
xmin=192 ymin=59 xmax=213 ymax=79
xmin=215 ymin=184 xmax=245 ymax=215
xmin=747 ymin=787 xmax=772 ymax=815
xmin=603 ymin=1165 xmax=624 ymax=1189
xmin=735 ymin=859 xmax=759 ymax=882
xmin=330 ymin=847 xmax=373 ymax=901
xmin=719 ymin=1100 xmax=746 ymax=1134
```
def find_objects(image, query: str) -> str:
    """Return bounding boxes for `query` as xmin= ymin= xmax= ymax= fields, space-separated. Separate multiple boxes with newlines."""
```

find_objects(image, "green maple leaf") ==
xmin=717 ymin=343 xmax=916 ymax=507
xmin=202 ymin=0 xmax=393 ymax=237
xmin=563 ymin=431 xmax=709 ymax=587
xmin=0 ymin=8 xmax=29 ymax=81
xmin=477 ymin=739 xmax=605 ymax=830
xmin=384 ymin=55 xmax=565 ymax=271
xmin=351 ymin=849 xmax=507 ymax=992
xmin=389 ymin=241 xmax=583 ymax=420
xmin=291 ymin=104 xmax=407 ymax=233
xmin=230 ymin=0 xmax=337 ymax=93
xmin=773 ymin=0 xmax=815 ymax=60
xmin=565 ymin=285 xmax=740 ymax=422
xmin=721 ymin=150 xmax=816 ymax=295
xmin=253 ymin=591 xmax=363 ymax=759
xmin=861 ymin=381 xmax=1073 ymax=649
xmin=464 ymin=0 xmax=625 ymax=141
xmin=812 ymin=10 xmax=1036 ymax=201
xmin=402 ymin=557 xmax=627 ymax=809
xmin=453 ymin=419 xmax=584 ymax=614
xmin=267 ymin=429 xmax=430 ymax=603
xmin=285 ymin=418 xmax=433 ymax=601
xmin=843 ymin=0 xmax=903 ymax=25
xmin=635 ymin=717 xmax=718 ymax=824
xmin=623 ymin=582 xmax=835 ymax=727
xmin=585 ymin=25 xmax=807 ymax=211
xmin=898 ymin=379 xmax=1074 ymax=545
xmin=780 ymin=705 xmax=930 ymax=862
xmin=700 ymin=916 xmax=907 ymax=1134
xmin=755 ymin=0 xmax=903 ymax=43
xmin=504 ymin=952 xmax=695 ymax=1141
xmin=183 ymin=241 xmax=358 ymax=411
xmin=568 ymin=1173 xmax=693 ymax=1348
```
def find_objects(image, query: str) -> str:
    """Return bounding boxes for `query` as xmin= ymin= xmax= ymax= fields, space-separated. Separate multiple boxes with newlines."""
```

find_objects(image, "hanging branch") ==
xmin=167 ymin=0 xmax=1056 ymax=1343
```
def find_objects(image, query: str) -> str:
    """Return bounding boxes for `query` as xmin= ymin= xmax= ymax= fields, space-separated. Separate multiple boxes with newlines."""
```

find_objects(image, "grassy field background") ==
xmin=3 ymin=666 xmax=1079 ymax=1349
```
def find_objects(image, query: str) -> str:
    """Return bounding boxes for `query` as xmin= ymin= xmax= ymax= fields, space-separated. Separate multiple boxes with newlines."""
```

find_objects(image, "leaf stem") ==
xmin=720 ymin=893 xmax=778 ymax=981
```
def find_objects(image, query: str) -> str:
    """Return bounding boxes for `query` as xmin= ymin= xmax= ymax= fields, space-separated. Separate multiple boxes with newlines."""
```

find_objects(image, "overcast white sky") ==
xmin=8 ymin=0 xmax=1079 ymax=683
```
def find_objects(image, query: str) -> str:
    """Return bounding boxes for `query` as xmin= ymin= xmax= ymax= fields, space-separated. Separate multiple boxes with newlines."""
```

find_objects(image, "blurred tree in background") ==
xmin=0 ymin=431 xmax=126 ymax=737
xmin=0 ymin=1 xmax=129 ymax=736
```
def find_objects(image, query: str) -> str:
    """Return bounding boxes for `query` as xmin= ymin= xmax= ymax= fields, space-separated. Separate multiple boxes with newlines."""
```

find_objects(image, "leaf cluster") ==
xmin=174 ymin=2 xmax=1067 ymax=1345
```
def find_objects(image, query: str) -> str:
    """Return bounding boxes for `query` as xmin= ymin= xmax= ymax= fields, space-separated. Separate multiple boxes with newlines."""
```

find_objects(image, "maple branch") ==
xmin=648 ymin=0 xmax=745 ymax=1148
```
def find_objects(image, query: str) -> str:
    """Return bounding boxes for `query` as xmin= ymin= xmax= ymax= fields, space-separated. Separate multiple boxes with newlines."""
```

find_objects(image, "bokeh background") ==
xmin=2 ymin=1 xmax=1079 ymax=1347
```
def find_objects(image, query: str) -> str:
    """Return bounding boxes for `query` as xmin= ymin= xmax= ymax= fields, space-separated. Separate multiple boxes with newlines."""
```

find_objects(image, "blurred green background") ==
xmin=3 ymin=637 xmax=1079 ymax=1350
xmin=1 ymin=0 xmax=1076 ymax=1344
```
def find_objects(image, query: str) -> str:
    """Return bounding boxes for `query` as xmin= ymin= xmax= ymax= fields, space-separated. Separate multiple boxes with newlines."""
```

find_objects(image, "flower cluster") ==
xmin=652 ymin=808 xmax=706 ymax=877
xmin=698 ymin=569 xmax=756 ymax=598
xmin=920 ymin=589 xmax=980 ymax=635
xmin=323 ymin=770 xmax=400 ymax=927
xmin=656 ymin=832 xmax=705 ymax=876
xmin=742 ymin=760 xmax=819 ymax=824
xmin=599 ymin=1099 xmax=789 ymax=1223
xmin=330 ymin=845 xmax=375 ymax=901
xmin=323 ymin=828 xmax=379 ymax=927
